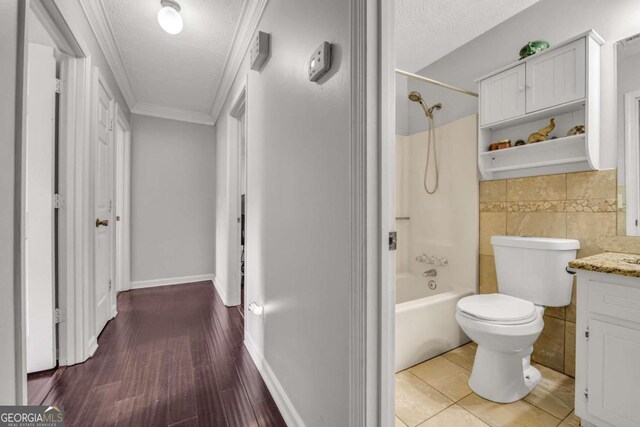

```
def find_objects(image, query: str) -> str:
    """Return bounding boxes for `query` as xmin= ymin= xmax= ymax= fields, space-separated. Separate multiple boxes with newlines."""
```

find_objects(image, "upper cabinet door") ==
xmin=526 ymin=38 xmax=586 ymax=113
xmin=480 ymin=64 xmax=526 ymax=126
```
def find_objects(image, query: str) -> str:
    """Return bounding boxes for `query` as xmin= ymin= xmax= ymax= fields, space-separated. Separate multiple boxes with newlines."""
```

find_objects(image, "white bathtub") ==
xmin=395 ymin=273 xmax=473 ymax=372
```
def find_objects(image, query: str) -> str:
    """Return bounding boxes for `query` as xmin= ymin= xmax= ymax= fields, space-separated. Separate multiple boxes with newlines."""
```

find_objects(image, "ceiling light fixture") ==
xmin=157 ymin=0 xmax=183 ymax=35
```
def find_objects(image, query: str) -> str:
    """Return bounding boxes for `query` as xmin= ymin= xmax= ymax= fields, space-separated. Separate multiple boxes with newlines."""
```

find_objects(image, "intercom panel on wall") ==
xmin=308 ymin=42 xmax=332 ymax=82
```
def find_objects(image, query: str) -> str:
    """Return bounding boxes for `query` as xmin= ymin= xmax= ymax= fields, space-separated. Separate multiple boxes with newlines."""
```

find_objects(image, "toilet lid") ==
xmin=457 ymin=294 xmax=536 ymax=323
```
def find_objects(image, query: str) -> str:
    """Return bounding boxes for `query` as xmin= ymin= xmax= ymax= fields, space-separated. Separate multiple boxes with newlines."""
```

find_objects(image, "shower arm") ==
xmin=395 ymin=69 xmax=479 ymax=98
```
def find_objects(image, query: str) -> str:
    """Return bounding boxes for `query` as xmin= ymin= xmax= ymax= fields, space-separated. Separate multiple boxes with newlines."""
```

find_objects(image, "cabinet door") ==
xmin=526 ymin=38 xmax=586 ymax=113
xmin=588 ymin=319 xmax=640 ymax=427
xmin=479 ymin=64 xmax=525 ymax=126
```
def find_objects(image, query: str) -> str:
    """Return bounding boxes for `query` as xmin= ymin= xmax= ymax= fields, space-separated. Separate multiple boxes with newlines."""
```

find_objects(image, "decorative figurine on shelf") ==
xmin=515 ymin=139 xmax=526 ymax=147
xmin=496 ymin=139 xmax=511 ymax=150
xmin=527 ymin=118 xmax=556 ymax=143
xmin=519 ymin=40 xmax=550 ymax=59
xmin=489 ymin=139 xmax=512 ymax=151
xmin=567 ymin=125 xmax=585 ymax=136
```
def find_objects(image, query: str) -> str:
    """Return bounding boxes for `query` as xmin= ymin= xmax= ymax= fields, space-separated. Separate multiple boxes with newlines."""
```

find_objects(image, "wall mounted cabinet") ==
xmin=477 ymin=30 xmax=604 ymax=180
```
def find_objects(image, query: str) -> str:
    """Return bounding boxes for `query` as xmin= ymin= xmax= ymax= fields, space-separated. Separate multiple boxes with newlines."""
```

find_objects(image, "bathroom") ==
xmin=393 ymin=0 xmax=640 ymax=426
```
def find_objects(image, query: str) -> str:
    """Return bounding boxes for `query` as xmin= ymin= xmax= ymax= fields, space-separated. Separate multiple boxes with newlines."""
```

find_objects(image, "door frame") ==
xmin=114 ymin=104 xmax=131 ymax=297
xmin=16 ymin=0 xmax=96 ymax=403
xmin=225 ymin=83 xmax=247 ymax=308
xmin=371 ymin=0 xmax=395 ymax=424
xmin=346 ymin=0 xmax=395 ymax=424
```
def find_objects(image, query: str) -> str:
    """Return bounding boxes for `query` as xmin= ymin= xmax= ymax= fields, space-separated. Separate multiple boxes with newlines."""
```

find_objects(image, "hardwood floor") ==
xmin=34 ymin=281 xmax=286 ymax=427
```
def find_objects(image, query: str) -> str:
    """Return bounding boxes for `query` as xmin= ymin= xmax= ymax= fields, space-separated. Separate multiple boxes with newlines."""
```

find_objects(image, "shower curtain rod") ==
xmin=395 ymin=69 xmax=479 ymax=98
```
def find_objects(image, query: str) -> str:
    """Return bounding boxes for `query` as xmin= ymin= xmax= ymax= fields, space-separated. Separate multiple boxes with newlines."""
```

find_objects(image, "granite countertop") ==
xmin=568 ymin=252 xmax=640 ymax=278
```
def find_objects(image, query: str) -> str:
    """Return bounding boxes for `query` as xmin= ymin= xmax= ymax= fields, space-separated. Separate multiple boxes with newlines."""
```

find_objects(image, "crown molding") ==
xmin=209 ymin=0 xmax=269 ymax=124
xmin=80 ymin=0 xmax=267 ymax=127
xmin=131 ymin=102 xmax=215 ymax=126
xmin=78 ymin=0 xmax=136 ymax=108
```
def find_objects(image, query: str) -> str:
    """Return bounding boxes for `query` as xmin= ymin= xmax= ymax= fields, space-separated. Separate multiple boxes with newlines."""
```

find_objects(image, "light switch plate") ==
xmin=308 ymin=42 xmax=332 ymax=82
xmin=250 ymin=31 xmax=270 ymax=72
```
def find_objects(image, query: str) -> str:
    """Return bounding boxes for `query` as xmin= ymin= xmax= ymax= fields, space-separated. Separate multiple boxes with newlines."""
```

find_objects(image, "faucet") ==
xmin=423 ymin=269 xmax=437 ymax=277
xmin=416 ymin=254 xmax=448 ymax=267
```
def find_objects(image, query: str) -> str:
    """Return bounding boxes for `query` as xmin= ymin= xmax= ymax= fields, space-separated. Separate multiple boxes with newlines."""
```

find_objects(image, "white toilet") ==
xmin=456 ymin=235 xmax=579 ymax=403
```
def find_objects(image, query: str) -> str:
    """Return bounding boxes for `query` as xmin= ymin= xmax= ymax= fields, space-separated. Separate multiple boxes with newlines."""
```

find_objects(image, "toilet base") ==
xmin=468 ymin=345 xmax=541 ymax=403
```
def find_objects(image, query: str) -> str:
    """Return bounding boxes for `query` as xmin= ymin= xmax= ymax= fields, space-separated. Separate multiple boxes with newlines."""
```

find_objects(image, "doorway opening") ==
xmin=21 ymin=0 xmax=131 ymax=405
xmin=230 ymin=87 xmax=247 ymax=319
xmin=24 ymin=0 xmax=73 ymax=402
xmin=114 ymin=106 xmax=132 ymax=296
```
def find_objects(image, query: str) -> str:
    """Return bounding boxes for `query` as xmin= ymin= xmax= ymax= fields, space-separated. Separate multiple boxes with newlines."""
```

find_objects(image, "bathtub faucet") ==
xmin=423 ymin=269 xmax=437 ymax=277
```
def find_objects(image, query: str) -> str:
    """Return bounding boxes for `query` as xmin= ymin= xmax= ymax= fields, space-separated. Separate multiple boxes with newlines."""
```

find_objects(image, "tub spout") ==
xmin=423 ymin=269 xmax=437 ymax=277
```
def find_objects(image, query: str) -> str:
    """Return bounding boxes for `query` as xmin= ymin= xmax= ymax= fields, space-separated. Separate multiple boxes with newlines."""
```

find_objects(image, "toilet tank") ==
xmin=491 ymin=236 xmax=580 ymax=307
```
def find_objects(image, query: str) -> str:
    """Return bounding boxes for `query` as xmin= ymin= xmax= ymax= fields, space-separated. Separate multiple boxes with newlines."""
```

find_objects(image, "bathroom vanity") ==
xmin=569 ymin=253 xmax=640 ymax=427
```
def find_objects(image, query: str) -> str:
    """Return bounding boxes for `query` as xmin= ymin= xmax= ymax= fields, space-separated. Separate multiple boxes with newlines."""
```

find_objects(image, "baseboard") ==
xmin=212 ymin=274 xmax=229 ymax=305
xmin=129 ymin=274 xmax=214 ymax=289
xmin=87 ymin=337 xmax=98 ymax=358
xmin=245 ymin=334 xmax=305 ymax=427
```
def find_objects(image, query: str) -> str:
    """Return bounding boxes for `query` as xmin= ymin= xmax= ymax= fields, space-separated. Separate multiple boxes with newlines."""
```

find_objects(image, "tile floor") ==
xmin=395 ymin=342 xmax=581 ymax=427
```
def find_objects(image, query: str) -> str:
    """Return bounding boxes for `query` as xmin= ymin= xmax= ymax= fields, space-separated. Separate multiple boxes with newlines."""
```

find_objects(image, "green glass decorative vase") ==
xmin=519 ymin=40 xmax=550 ymax=60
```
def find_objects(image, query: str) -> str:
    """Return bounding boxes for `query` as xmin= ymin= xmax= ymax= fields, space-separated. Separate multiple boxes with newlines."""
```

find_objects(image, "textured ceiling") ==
xmin=395 ymin=0 xmax=540 ymax=72
xmin=102 ymin=0 xmax=244 ymax=114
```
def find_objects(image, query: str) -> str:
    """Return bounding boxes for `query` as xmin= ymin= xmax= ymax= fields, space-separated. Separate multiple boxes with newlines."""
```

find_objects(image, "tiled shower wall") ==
xmin=479 ymin=169 xmax=640 ymax=376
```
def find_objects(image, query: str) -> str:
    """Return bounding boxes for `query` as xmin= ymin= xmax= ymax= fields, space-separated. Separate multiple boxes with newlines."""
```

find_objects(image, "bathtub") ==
xmin=395 ymin=273 xmax=473 ymax=372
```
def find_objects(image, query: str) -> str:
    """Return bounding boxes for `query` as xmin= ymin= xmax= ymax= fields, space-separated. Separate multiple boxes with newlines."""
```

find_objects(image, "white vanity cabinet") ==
xmin=477 ymin=30 xmax=603 ymax=180
xmin=480 ymin=64 xmax=526 ymax=126
xmin=574 ymin=270 xmax=640 ymax=427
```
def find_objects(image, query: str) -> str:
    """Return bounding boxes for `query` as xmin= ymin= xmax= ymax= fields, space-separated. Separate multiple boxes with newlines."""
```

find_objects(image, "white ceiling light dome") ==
xmin=157 ymin=0 xmax=183 ymax=35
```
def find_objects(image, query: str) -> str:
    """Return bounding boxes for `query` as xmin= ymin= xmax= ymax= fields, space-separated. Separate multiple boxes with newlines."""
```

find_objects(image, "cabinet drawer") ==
xmin=589 ymin=280 xmax=640 ymax=324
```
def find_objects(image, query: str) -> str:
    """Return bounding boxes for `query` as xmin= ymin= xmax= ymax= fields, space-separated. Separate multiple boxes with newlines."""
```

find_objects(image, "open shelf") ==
xmin=479 ymin=134 xmax=590 ymax=178
xmin=480 ymin=134 xmax=586 ymax=158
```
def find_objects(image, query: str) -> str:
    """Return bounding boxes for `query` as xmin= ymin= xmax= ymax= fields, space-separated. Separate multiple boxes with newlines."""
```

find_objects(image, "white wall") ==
xmin=0 ymin=0 xmax=20 ymax=405
xmin=130 ymin=114 xmax=215 ymax=286
xmin=215 ymin=0 xmax=352 ymax=424
xmin=396 ymin=115 xmax=479 ymax=289
xmin=401 ymin=0 xmax=640 ymax=169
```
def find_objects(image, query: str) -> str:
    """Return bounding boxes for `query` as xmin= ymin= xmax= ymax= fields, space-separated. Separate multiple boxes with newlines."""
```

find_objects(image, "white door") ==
xmin=25 ymin=43 xmax=57 ymax=373
xmin=479 ymin=64 xmax=526 ymax=126
xmin=114 ymin=107 xmax=131 ymax=296
xmin=588 ymin=319 xmax=640 ymax=427
xmin=526 ymin=38 xmax=586 ymax=113
xmin=94 ymin=72 xmax=114 ymax=335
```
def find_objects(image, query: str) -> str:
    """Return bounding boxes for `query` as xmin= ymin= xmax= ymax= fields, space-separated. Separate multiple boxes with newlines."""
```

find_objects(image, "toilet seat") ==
xmin=457 ymin=294 xmax=538 ymax=325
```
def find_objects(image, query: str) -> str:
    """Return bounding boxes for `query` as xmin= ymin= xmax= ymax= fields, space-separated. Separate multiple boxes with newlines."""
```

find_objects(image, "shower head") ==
xmin=408 ymin=91 xmax=442 ymax=118
xmin=408 ymin=91 xmax=422 ymax=102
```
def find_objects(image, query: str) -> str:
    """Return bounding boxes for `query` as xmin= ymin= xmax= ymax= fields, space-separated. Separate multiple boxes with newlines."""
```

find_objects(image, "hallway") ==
xmin=31 ymin=282 xmax=285 ymax=426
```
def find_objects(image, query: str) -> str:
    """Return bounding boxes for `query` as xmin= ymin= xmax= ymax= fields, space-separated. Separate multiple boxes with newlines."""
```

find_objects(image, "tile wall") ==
xmin=479 ymin=169 xmax=640 ymax=376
